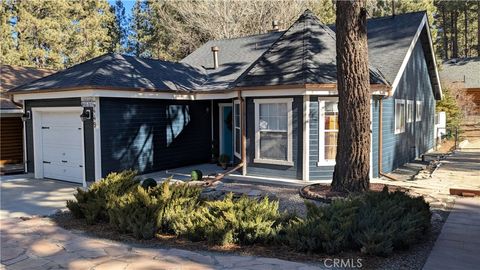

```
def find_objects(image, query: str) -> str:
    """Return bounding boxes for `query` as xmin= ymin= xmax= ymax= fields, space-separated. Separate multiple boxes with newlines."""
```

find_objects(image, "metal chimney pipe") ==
xmin=211 ymin=46 xmax=219 ymax=69
xmin=272 ymin=20 xmax=279 ymax=31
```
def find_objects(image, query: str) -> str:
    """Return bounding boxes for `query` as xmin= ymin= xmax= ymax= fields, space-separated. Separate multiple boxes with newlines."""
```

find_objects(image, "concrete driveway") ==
xmin=0 ymin=174 xmax=79 ymax=219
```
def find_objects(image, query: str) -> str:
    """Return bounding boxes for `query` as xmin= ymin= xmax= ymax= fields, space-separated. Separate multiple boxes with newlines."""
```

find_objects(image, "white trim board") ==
xmin=93 ymin=97 xmax=102 ymax=181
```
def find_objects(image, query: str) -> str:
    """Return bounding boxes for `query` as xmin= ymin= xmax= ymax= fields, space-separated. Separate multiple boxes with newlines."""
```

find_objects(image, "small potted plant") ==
xmin=218 ymin=154 xmax=230 ymax=170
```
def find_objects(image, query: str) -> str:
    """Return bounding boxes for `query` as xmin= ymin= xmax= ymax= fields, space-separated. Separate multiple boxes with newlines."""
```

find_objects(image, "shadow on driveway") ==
xmin=0 ymin=174 xmax=79 ymax=219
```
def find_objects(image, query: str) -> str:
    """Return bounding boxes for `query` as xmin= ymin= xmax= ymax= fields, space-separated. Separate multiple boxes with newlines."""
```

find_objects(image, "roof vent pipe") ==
xmin=272 ymin=20 xmax=279 ymax=31
xmin=211 ymin=46 xmax=219 ymax=69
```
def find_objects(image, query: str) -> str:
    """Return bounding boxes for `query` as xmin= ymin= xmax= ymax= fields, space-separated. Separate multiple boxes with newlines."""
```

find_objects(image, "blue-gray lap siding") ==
xmin=100 ymin=98 xmax=212 ymax=176
xmin=373 ymin=41 xmax=435 ymax=176
xmin=245 ymin=96 xmax=303 ymax=180
xmin=24 ymin=98 xmax=96 ymax=181
xmin=308 ymin=97 xmax=334 ymax=180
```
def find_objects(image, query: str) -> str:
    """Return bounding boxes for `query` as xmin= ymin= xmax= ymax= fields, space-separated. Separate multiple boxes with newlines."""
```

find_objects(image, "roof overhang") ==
xmin=390 ymin=14 xmax=442 ymax=100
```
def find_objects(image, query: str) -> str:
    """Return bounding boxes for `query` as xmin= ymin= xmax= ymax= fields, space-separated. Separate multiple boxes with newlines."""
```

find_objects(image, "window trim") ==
xmin=416 ymin=100 xmax=423 ymax=122
xmin=317 ymin=97 xmax=339 ymax=166
xmin=233 ymin=100 xmax=241 ymax=159
xmin=254 ymin=98 xmax=294 ymax=166
xmin=395 ymin=99 xmax=406 ymax=134
xmin=406 ymin=100 xmax=414 ymax=123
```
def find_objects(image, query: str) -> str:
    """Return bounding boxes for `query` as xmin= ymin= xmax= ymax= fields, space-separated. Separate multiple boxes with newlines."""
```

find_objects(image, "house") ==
xmin=0 ymin=65 xmax=55 ymax=174
xmin=8 ymin=10 xmax=441 ymax=186
xmin=439 ymin=57 xmax=480 ymax=114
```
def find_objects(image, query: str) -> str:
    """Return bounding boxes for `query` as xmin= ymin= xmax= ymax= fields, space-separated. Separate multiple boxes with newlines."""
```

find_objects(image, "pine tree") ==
xmin=108 ymin=0 xmax=129 ymax=53
xmin=332 ymin=0 xmax=371 ymax=193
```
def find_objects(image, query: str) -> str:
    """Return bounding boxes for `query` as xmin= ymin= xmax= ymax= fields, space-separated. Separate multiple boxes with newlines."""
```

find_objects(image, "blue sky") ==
xmin=108 ymin=0 xmax=135 ymax=19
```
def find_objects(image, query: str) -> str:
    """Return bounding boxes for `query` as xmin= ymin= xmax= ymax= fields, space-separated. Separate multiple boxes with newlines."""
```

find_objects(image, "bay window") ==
xmin=407 ymin=100 xmax=414 ymax=123
xmin=254 ymin=98 xmax=293 ymax=166
xmin=318 ymin=99 xmax=339 ymax=165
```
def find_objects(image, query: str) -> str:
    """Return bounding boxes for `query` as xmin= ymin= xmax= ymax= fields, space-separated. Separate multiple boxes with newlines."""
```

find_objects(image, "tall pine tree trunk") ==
xmin=452 ymin=10 xmax=459 ymax=58
xmin=464 ymin=4 xmax=468 ymax=57
xmin=332 ymin=0 xmax=370 ymax=193
xmin=441 ymin=5 xmax=449 ymax=60
xmin=477 ymin=2 xmax=480 ymax=56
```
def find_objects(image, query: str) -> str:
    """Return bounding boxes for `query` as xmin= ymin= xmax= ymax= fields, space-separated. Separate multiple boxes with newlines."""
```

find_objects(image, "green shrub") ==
xmin=354 ymin=189 xmax=431 ymax=256
xmin=172 ymin=193 xmax=280 ymax=245
xmin=141 ymin=178 xmax=157 ymax=190
xmin=283 ymin=199 xmax=359 ymax=254
xmin=66 ymin=170 xmax=140 ymax=224
xmin=190 ymin=170 xmax=203 ymax=181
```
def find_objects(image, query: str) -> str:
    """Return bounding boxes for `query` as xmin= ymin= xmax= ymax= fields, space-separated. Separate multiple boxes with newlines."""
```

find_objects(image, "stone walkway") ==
xmin=0 ymin=217 xmax=323 ymax=270
xmin=423 ymin=197 xmax=480 ymax=270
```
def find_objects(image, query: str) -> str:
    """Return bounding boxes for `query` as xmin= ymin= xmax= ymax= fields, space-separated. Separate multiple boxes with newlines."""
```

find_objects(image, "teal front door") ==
xmin=220 ymin=104 xmax=233 ymax=163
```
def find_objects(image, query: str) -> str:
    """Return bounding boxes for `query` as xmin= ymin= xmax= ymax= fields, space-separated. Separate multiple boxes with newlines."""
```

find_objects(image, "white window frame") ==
xmin=254 ymin=98 xmax=293 ymax=166
xmin=317 ymin=97 xmax=339 ymax=166
xmin=395 ymin=99 xmax=406 ymax=134
xmin=416 ymin=100 xmax=423 ymax=122
xmin=233 ymin=100 xmax=241 ymax=159
xmin=406 ymin=100 xmax=414 ymax=123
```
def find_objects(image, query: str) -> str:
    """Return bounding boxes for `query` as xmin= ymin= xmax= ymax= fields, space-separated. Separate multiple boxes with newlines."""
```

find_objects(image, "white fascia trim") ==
xmin=0 ymin=109 xmax=23 ymax=114
xmin=390 ymin=14 xmax=426 ymax=95
xmin=13 ymin=89 xmax=340 ymax=103
xmin=254 ymin=98 xmax=294 ymax=166
xmin=93 ymin=97 xmax=102 ymax=181
xmin=302 ymin=95 xmax=310 ymax=181
xmin=424 ymin=15 xmax=443 ymax=100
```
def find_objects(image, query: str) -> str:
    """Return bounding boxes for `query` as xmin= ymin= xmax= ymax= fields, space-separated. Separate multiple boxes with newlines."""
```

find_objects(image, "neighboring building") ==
xmin=8 ymin=10 xmax=441 ymax=186
xmin=0 ymin=65 xmax=55 ymax=173
xmin=440 ymin=57 xmax=480 ymax=113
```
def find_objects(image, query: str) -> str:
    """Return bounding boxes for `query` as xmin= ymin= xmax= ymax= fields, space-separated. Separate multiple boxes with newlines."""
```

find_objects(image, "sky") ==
xmin=108 ymin=0 xmax=135 ymax=19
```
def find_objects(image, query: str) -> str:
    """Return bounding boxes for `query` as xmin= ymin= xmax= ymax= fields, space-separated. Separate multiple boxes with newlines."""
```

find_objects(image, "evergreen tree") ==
xmin=108 ymin=0 xmax=129 ymax=53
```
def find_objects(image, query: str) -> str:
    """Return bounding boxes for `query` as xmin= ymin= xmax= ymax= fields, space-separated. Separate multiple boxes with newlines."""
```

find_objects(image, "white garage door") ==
xmin=40 ymin=111 xmax=84 ymax=183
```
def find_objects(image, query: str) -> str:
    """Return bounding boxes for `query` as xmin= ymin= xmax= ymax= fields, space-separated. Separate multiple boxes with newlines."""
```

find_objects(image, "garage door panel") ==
xmin=39 ymin=110 xmax=84 ymax=184
xmin=42 ymin=145 xmax=83 ymax=165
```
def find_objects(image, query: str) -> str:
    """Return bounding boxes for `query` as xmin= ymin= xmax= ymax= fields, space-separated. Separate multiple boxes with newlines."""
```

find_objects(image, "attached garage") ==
xmin=32 ymin=108 xmax=84 ymax=184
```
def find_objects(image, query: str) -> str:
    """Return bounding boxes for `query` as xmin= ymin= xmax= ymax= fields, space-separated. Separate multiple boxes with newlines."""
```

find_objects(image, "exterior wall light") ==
xmin=21 ymin=111 xmax=31 ymax=121
xmin=80 ymin=110 xmax=91 ymax=122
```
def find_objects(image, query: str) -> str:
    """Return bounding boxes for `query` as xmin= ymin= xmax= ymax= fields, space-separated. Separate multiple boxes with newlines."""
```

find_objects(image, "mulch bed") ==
xmin=300 ymin=183 xmax=409 ymax=203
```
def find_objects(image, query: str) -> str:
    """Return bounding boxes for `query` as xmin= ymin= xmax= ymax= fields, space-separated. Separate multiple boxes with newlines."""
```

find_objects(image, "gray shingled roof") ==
xmin=440 ymin=57 xmax=480 ymax=88
xmin=9 ymin=54 xmax=207 ymax=92
xmin=236 ymin=10 xmax=387 ymax=87
xmin=181 ymin=32 xmax=283 ymax=90
xmin=10 ymin=10 xmax=432 ymax=94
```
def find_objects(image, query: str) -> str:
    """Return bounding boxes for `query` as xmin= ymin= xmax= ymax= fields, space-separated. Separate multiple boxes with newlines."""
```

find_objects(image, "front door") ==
xmin=219 ymin=104 xmax=233 ymax=163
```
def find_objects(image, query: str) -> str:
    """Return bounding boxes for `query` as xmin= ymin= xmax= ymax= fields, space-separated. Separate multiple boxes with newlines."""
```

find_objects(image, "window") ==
xmin=318 ymin=99 xmax=339 ymax=165
xmin=416 ymin=101 xmax=423 ymax=121
xmin=254 ymin=98 xmax=293 ymax=166
xmin=406 ymin=100 xmax=414 ymax=123
xmin=233 ymin=100 xmax=241 ymax=158
xmin=395 ymin=99 xmax=405 ymax=134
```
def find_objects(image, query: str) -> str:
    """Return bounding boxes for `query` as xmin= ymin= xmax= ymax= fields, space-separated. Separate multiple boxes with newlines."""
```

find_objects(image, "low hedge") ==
xmin=67 ymin=172 xmax=431 ymax=256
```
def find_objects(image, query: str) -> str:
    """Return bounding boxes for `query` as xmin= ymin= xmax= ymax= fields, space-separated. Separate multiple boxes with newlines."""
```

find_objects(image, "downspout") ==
xmin=377 ymin=97 xmax=399 ymax=181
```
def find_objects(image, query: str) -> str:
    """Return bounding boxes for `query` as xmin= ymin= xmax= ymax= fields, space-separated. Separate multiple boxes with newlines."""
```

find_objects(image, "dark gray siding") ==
xmin=378 ymin=41 xmax=435 ymax=174
xmin=100 ymin=98 xmax=211 ymax=176
xmin=24 ymin=98 xmax=95 ymax=181
xmin=245 ymin=96 xmax=303 ymax=180
xmin=308 ymin=96 xmax=334 ymax=180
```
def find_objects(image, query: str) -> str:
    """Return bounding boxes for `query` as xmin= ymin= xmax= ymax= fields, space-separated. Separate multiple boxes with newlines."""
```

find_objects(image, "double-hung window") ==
xmin=406 ymin=100 xmax=414 ymax=123
xmin=254 ymin=98 xmax=293 ymax=166
xmin=395 ymin=99 xmax=406 ymax=134
xmin=416 ymin=101 xmax=423 ymax=121
xmin=318 ymin=99 xmax=339 ymax=165
xmin=233 ymin=100 xmax=241 ymax=158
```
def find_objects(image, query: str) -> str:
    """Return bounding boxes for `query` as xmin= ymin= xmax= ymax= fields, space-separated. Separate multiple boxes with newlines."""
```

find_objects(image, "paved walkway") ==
xmin=0 ymin=174 xmax=78 ymax=219
xmin=423 ymin=197 xmax=480 ymax=270
xmin=0 ymin=217 xmax=323 ymax=270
